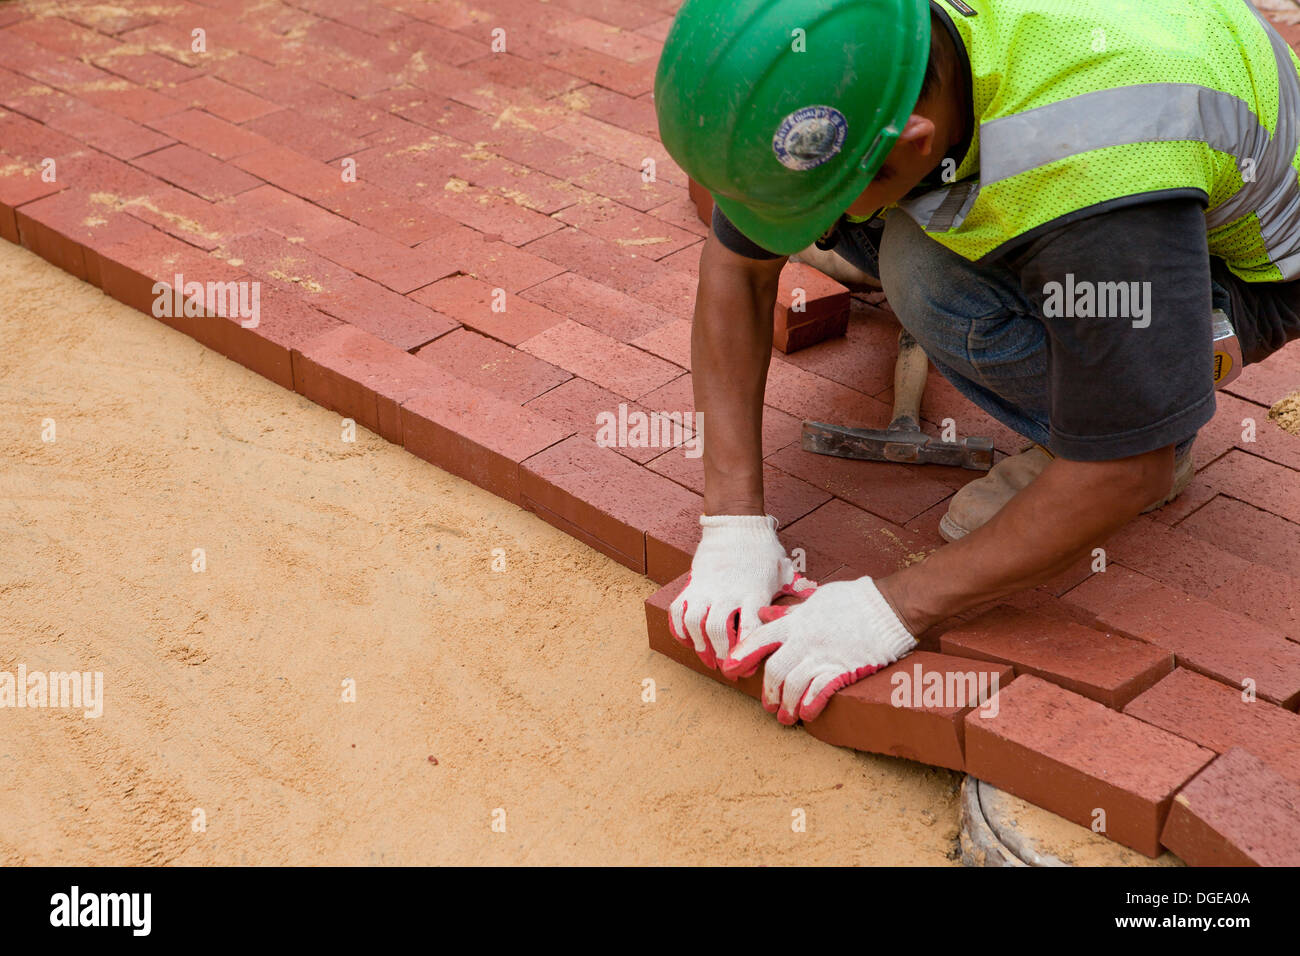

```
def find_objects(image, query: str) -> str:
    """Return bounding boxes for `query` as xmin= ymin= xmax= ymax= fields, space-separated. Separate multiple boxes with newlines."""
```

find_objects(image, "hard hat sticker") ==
xmin=772 ymin=106 xmax=848 ymax=171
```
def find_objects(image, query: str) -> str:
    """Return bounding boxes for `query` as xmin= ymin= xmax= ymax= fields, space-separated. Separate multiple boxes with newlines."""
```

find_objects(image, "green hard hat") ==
xmin=655 ymin=0 xmax=931 ymax=255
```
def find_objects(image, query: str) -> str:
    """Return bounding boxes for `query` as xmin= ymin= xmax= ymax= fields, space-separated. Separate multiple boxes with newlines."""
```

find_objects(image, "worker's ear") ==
xmin=896 ymin=114 xmax=938 ymax=158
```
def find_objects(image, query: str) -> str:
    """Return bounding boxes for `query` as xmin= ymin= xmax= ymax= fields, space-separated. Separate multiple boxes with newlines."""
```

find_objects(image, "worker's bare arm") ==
xmin=877 ymin=447 xmax=1174 ymax=633
xmin=692 ymin=231 xmax=787 ymax=516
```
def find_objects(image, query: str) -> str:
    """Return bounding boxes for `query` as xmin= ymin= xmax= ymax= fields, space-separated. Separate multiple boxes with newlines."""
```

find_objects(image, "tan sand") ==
xmin=1270 ymin=390 xmax=1300 ymax=436
xmin=0 ymin=239 xmax=962 ymax=865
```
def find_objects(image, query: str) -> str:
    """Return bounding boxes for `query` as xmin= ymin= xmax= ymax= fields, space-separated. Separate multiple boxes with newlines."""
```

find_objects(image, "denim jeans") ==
xmin=834 ymin=212 xmax=1201 ymax=459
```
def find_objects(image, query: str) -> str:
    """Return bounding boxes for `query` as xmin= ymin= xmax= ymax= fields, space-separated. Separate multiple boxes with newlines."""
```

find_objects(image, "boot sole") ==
xmin=938 ymin=512 xmax=969 ymax=543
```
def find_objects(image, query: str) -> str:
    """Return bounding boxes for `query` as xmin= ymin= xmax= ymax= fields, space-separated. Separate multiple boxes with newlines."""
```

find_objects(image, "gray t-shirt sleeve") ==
xmin=711 ymin=202 xmax=783 ymax=260
xmin=1003 ymin=198 xmax=1217 ymax=461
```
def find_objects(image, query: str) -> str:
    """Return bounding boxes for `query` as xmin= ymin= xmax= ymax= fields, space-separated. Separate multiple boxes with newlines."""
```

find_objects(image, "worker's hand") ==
xmin=669 ymin=515 xmax=814 ymax=669
xmin=722 ymin=576 xmax=917 ymax=725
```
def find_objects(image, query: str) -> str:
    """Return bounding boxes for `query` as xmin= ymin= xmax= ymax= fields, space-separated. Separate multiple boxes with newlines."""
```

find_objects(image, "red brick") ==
xmin=133 ymin=144 xmax=261 ymax=201
xmin=763 ymin=359 xmax=894 ymax=426
xmin=772 ymin=261 xmax=850 ymax=351
xmin=77 ymin=79 xmax=185 ymax=126
xmin=316 ymin=276 xmax=458 ymax=351
xmin=401 ymin=386 xmax=572 ymax=505
xmin=965 ymin=674 xmax=1214 ymax=857
xmin=540 ymin=46 xmax=655 ymax=98
xmin=90 ymin=48 xmax=199 ymax=89
xmin=1103 ymin=516 xmax=1251 ymax=597
xmin=291 ymin=324 xmax=449 ymax=443
xmin=231 ymin=145 xmax=348 ymax=207
xmin=417 ymin=226 xmax=565 ymax=294
xmin=216 ymin=228 xmax=355 ymax=297
xmin=16 ymin=189 xmax=156 ymax=284
xmin=415 ymin=328 xmax=571 ymax=404
xmin=1225 ymin=342 xmax=1300 ymax=406
xmin=523 ymin=378 xmax=662 ymax=464
xmin=6 ymin=16 xmax=121 ymax=58
xmin=327 ymin=182 xmax=455 ymax=246
xmin=173 ymin=75 xmax=282 ymax=123
xmin=777 ymin=309 xmax=899 ymax=396
xmin=779 ymin=498 xmax=941 ymax=579
xmin=554 ymin=196 xmax=698 ymax=261
xmin=1160 ymin=747 xmax=1300 ymax=866
xmin=803 ymin=652 xmax=1014 ymax=771
xmin=552 ymin=15 xmax=660 ymax=62
xmin=61 ymin=4 xmax=159 ymax=35
xmin=95 ymin=230 xmax=249 ymax=335
xmin=46 ymin=105 xmax=175 ymax=160
xmin=1059 ymin=564 xmax=1161 ymax=618
xmin=242 ymin=108 xmax=368 ymax=163
xmin=568 ymin=83 xmax=660 ymax=138
xmin=1196 ymin=449 xmax=1300 ymax=525
xmin=1123 ymin=667 xmax=1300 ymax=787
xmin=645 ymin=572 xmax=766 ymax=699
xmin=523 ymin=224 xmax=666 ymax=294
xmin=0 ymin=153 xmax=63 ymax=243
xmin=0 ymin=29 xmax=108 ymax=90
xmin=629 ymin=318 xmax=691 ymax=368
xmin=646 ymin=193 xmax=710 ymax=239
xmin=411 ymin=274 xmax=566 ymax=346
xmin=145 ymin=108 xmax=273 ymax=160
xmin=765 ymin=440 xmax=955 ymax=525
xmin=1096 ymin=583 xmax=1300 ymax=708
xmin=311 ymin=223 xmax=453 ymax=294
xmin=520 ymin=435 xmax=701 ymax=572
xmin=220 ymin=184 xmax=353 ymax=244
xmin=1252 ymin=407 xmax=1300 ymax=471
xmin=1177 ymin=494 xmax=1300 ymax=576
xmin=519 ymin=319 xmax=680 ymax=399
xmin=0 ymin=107 xmax=86 ymax=165
xmin=938 ymin=606 xmax=1173 ymax=709
xmin=203 ymin=287 xmax=342 ymax=390
xmin=110 ymin=183 xmax=251 ymax=252
xmin=1208 ymin=564 xmax=1300 ymax=642
xmin=571 ymin=160 xmax=684 ymax=212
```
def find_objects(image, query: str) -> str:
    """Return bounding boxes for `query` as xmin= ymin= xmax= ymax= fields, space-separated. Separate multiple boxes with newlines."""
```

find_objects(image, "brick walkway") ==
xmin=3 ymin=0 xmax=1299 ymax=863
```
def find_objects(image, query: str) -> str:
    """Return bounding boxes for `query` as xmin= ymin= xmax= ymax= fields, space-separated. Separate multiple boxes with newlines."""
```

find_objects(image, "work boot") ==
xmin=791 ymin=243 xmax=883 ymax=291
xmin=937 ymin=444 xmax=1195 ymax=542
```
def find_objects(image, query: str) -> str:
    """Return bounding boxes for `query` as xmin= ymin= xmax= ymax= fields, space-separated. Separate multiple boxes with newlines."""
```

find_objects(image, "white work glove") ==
xmin=669 ymin=514 xmax=814 ymax=669
xmin=721 ymin=576 xmax=917 ymax=725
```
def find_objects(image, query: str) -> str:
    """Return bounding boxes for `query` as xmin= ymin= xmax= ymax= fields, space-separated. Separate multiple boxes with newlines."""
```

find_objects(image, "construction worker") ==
xmin=654 ymin=0 xmax=1300 ymax=724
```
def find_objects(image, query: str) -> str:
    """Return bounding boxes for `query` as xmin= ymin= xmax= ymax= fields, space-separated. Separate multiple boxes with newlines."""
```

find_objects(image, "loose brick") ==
xmin=1123 ymin=668 xmax=1300 ymax=787
xmin=687 ymin=176 xmax=712 ymax=225
xmin=965 ymin=675 xmax=1215 ymax=857
xmin=411 ymin=274 xmax=566 ymax=346
xmin=772 ymin=261 xmax=850 ymax=353
xmin=938 ymin=606 xmax=1173 ymax=709
xmin=780 ymin=498 xmax=940 ymax=579
xmin=415 ymin=328 xmax=571 ymax=404
xmin=519 ymin=319 xmax=680 ymax=399
xmin=133 ymin=143 xmax=262 ymax=202
xmin=1160 ymin=747 xmax=1300 ymax=866
xmin=1097 ymin=583 xmax=1300 ymax=708
xmin=765 ymin=440 xmax=955 ymax=525
xmin=292 ymin=324 xmax=450 ymax=443
xmin=778 ymin=309 xmax=900 ymax=396
xmin=803 ymin=652 xmax=1014 ymax=771
xmin=521 ymin=435 xmax=701 ymax=572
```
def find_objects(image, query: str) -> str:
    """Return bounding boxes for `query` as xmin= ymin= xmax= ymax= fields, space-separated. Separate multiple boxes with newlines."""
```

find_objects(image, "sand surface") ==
xmin=0 ymin=240 xmax=963 ymax=865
